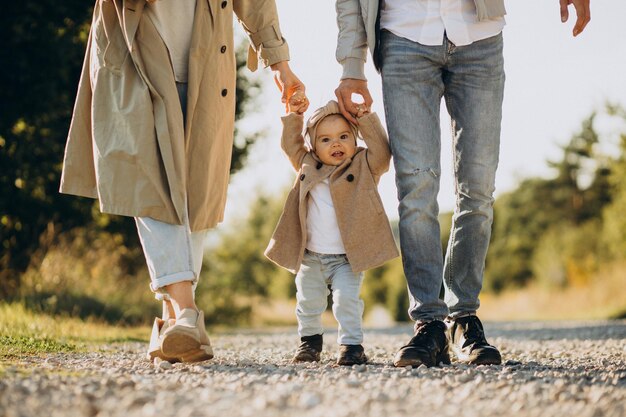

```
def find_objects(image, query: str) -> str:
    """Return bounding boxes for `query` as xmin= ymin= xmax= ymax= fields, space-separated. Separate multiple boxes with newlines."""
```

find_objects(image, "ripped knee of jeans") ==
xmin=411 ymin=167 xmax=439 ymax=178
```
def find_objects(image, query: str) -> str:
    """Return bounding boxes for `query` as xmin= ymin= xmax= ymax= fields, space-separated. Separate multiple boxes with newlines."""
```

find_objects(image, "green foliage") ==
xmin=196 ymin=193 xmax=294 ymax=325
xmin=601 ymin=108 xmax=626 ymax=260
xmin=0 ymin=1 xmax=96 ymax=297
xmin=0 ymin=302 xmax=149 ymax=357
xmin=0 ymin=3 xmax=259 ymax=299
xmin=0 ymin=335 xmax=78 ymax=357
xmin=18 ymin=227 xmax=158 ymax=325
xmin=531 ymin=220 xmax=601 ymax=288
xmin=485 ymin=106 xmax=624 ymax=292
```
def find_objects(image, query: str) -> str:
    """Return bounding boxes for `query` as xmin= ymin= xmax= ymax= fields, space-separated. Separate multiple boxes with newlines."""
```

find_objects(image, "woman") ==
xmin=60 ymin=0 xmax=308 ymax=363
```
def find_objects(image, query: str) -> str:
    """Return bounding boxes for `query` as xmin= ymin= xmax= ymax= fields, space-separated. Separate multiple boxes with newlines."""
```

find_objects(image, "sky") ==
xmin=223 ymin=0 xmax=626 ymax=226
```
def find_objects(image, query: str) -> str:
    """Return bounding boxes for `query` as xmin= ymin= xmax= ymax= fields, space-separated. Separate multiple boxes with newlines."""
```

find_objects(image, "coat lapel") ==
xmin=119 ymin=0 xmax=145 ymax=51
xmin=186 ymin=0 xmax=212 ymax=136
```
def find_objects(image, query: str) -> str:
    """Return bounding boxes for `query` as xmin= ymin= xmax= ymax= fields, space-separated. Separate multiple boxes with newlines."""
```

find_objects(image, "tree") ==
xmin=0 ymin=2 xmax=260 ymax=297
xmin=485 ymin=112 xmax=613 ymax=291
xmin=196 ymin=193 xmax=293 ymax=325
xmin=601 ymin=105 xmax=626 ymax=260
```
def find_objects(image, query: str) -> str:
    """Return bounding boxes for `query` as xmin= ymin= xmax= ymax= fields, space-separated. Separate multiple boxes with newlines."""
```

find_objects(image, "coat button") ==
xmin=316 ymin=162 xmax=322 ymax=169
xmin=220 ymin=45 xmax=227 ymax=53
xmin=221 ymin=89 xmax=228 ymax=97
xmin=300 ymin=174 xmax=306 ymax=181
xmin=346 ymin=174 xmax=354 ymax=182
xmin=221 ymin=1 xmax=227 ymax=8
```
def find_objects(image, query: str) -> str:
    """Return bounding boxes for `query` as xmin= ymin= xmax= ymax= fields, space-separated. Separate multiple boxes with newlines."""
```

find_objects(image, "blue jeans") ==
xmin=295 ymin=250 xmax=365 ymax=345
xmin=380 ymin=31 xmax=505 ymax=322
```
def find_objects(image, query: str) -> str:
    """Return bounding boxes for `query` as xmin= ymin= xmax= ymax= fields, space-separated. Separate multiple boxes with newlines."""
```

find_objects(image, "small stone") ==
xmin=299 ymin=392 xmax=321 ymax=408
xmin=354 ymin=365 xmax=367 ymax=372
xmin=346 ymin=377 xmax=361 ymax=387
xmin=456 ymin=373 xmax=474 ymax=383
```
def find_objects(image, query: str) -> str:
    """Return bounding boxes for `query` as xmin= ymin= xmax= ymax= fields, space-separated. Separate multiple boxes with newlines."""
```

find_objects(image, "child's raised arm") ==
xmin=357 ymin=112 xmax=392 ymax=177
xmin=280 ymin=113 xmax=308 ymax=171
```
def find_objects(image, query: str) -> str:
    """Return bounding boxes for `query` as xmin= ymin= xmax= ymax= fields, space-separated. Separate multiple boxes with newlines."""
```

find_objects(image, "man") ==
xmin=334 ymin=0 xmax=590 ymax=367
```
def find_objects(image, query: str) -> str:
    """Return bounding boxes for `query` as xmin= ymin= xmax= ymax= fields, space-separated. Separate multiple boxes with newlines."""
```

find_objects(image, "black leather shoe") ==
xmin=337 ymin=344 xmax=368 ymax=366
xmin=393 ymin=320 xmax=450 ymax=367
xmin=292 ymin=334 xmax=323 ymax=363
xmin=446 ymin=315 xmax=502 ymax=365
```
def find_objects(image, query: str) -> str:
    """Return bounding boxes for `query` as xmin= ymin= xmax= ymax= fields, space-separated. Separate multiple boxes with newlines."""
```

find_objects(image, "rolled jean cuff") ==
xmin=150 ymin=271 xmax=196 ymax=301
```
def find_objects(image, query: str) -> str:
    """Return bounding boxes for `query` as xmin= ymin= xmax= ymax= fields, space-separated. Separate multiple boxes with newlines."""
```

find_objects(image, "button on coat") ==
xmin=60 ymin=0 xmax=290 ymax=231
xmin=265 ymin=112 xmax=399 ymax=273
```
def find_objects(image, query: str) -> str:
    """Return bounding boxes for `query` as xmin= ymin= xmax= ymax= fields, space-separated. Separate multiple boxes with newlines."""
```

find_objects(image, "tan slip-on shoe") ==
xmin=147 ymin=317 xmax=180 ymax=363
xmin=160 ymin=309 xmax=214 ymax=363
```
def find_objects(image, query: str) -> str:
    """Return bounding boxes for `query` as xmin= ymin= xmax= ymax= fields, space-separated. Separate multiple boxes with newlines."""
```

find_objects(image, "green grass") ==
xmin=0 ymin=335 xmax=78 ymax=356
xmin=0 ymin=302 xmax=149 ymax=358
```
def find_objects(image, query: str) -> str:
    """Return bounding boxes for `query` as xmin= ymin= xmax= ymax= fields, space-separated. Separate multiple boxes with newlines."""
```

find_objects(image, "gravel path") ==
xmin=1 ymin=321 xmax=624 ymax=417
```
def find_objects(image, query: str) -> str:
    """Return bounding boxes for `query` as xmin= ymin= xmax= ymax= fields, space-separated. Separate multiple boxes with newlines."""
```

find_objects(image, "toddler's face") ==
xmin=314 ymin=115 xmax=356 ymax=166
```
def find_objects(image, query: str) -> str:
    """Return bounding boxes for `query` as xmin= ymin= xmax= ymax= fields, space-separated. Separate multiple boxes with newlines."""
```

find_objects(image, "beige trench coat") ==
xmin=265 ymin=112 xmax=399 ymax=274
xmin=60 ymin=0 xmax=290 ymax=231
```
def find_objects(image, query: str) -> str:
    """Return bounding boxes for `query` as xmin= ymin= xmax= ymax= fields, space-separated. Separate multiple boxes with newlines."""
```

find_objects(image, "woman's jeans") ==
xmin=295 ymin=250 xmax=365 ymax=345
xmin=135 ymin=82 xmax=208 ymax=301
xmin=380 ymin=30 xmax=505 ymax=322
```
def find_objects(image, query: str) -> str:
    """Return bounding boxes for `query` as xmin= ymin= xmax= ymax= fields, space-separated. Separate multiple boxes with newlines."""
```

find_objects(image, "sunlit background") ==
xmin=227 ymin=0 xmax=626 ymax=223
xmin=2 ymin=1 xmax=625 ymax=335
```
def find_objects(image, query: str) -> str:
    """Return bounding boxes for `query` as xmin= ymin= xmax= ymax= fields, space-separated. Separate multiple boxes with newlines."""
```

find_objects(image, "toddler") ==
xmin=265 ymin=98 xmax=399 ymax=365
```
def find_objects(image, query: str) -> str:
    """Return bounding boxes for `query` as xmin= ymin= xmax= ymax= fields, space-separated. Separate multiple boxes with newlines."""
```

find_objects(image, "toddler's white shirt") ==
xmin=380 ymin=0 xmax=505 ymax=47
xmin=145 ymin=0 xmax=196 ymax=82
xmin=306 ymin=179 xmax=346 ymax=255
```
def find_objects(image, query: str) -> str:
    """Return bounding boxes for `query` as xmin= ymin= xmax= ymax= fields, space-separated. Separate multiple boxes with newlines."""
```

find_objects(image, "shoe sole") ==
xmin=161 ymin=330 xmax=214 ymax=363
xmin=393 ymin=351 xmax=451 ymax=368
xmin=451 ymin=345 xmax=501 ymax=365
xmin=292 ymin=357 xmax=320 ymax=363
xmin=147 ymin=348 xmax=180 ymax=364
xmin=337 ymin=358 xmax=368 ymax=366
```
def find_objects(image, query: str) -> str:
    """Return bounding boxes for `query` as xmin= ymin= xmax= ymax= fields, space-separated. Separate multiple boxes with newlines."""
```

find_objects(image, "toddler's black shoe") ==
xmin=292 ymin=334 xmax=323 ymax=363
xmin=337 ymin=344 xmax=368 ymax=366
xmin=393 ymin=320 xmax=450 ymax=367
xmin=446 ymin=315 xmax=502 ymax=365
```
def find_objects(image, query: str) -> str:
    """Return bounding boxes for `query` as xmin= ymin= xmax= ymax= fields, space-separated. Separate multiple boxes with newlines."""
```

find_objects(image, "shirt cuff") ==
xmin=340 ymin=57 xmax=367 ymax=81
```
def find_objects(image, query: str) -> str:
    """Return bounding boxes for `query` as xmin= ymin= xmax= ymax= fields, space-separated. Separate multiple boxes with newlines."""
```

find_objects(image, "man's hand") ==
xmin=271 ymin=61 xmax=308 ymax=114
xmin=560 ymin=0 xmax=591 ymax=37
xmin=335 ymin=78 xmax=373 ymax=125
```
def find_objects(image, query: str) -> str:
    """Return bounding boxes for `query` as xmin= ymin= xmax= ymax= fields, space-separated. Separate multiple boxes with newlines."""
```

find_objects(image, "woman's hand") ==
xmin=271 ymin=61 xmax=309 ymax=114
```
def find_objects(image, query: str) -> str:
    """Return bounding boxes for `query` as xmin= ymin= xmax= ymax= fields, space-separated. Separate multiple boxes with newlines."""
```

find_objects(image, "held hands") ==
xmin=559 ymin=0 xmax=591 ymax=36
xmin=335 ymin=79 xmax=373 ymax=124
xmin=286 ymin=90 xmax=309 ymax=114
xmin=271 ymin=61 xmax=309 ymax=114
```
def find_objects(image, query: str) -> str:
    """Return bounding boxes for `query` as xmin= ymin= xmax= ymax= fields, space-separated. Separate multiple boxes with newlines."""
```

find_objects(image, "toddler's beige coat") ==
xmin=265 ymin=112 xmax=399 ymax=273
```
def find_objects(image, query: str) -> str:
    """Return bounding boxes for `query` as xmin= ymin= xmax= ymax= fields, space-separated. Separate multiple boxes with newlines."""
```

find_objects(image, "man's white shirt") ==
xmin=380 ymin=0 xmax=505 ymax=46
